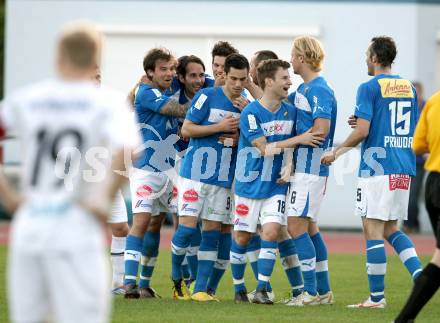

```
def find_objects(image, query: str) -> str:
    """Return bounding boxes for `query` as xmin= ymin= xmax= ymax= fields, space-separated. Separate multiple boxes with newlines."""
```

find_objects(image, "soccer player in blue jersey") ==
xmin=322 ymin=36 xmax=422 ymax=308
xmin=171 ymin=55 xmax=212 ymax=285
xmin=170 ymin=53 xmax=248 ymax=302
xmin=124 ymin=48 xmax=192 ymax=299
xmin=285 ymin=36 xmax=337 ymax=306
xmin=231 ymin=59 xmax=324 ymax=304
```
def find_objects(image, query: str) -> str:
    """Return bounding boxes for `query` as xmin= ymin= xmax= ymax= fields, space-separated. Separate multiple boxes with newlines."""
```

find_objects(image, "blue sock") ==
xmin=187 ymin=226 xmax=201 ymax=280
xmin=311 ymin=232 xmax=331 ymax=295
xmin=181 ymin=256 xmax=191 ymax=280
xmin=366 ymin=239 xmax=387 ymax=302
xmin=207 ymin=233 xmax=231 ymax=293
xmin=256 ymin=240 xmax=278 ymax=291
xmin=124 ymin=235 xmax=143 ymax=286
xmin=230 ymin=240 xmax=248 ymax=293
xmin=279 ymin=239 xmax=304 ymax=297
xmin=194 ymin=230 xmax=221 ymax=293
xmin=294 ymin=232 xmax=317 ymax=296
xmin=387 ymin=231 xmax=422 ymax=280
xmin=171 ymin=225 xmax=198 ymax=281
xmin=246 ymin=234 xmax=260 ymax=281
xmin=139 ymin=231 xmax=160 ymax=288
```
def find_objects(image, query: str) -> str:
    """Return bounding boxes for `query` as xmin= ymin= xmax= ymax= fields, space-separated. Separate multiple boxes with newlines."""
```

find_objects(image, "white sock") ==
xmin=111 ymin=235 xmax=126 ymax=287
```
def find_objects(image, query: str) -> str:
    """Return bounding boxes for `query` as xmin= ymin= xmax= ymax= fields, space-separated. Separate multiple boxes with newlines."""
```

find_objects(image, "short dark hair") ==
xmin=370 ymin=36 xmax=397 ymax=68
xmin=254 ymin=50 xmax=278 ymax=67
xmin=224 ymin=53 xmax=250 ymax=74
xmin=176 ymin=55 xmax=205 ymax=78
xmin=211 ymin=41 xmax=238 ymax=61
xmin=143 ymin=48 xmax=173 ymax=79
xmin=257 ymin=59 xmax=290 ymax=90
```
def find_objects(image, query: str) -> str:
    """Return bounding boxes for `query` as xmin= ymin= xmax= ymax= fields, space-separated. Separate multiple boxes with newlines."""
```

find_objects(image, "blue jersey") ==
xmin=235 ymin=100 xmax=296 ymax=199
xmin=179 ymin=87 xmax=241 ymax=188
xmin=133 ymin=84 xmax=179 ymax=171
xmin=354 ymin=74 xmax=418 ymax=177
xmin=288 ymin=76 xmax=337 ymax=177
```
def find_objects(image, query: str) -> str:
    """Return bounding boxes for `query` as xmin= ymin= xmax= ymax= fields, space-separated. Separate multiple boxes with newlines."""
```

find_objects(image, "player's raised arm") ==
xmin=159 ymin=98 xmax=191 ymax=118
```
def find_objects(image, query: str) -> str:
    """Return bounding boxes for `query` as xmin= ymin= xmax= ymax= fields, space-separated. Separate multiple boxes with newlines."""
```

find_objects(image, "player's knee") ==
xmin=148 ymin=217 xmax=164 ymax=233
xmin=111 ymin=222 xmax=129 ymax=237
xmin=262 ymin=229 xmax=279 ymax=242
xmin=383 ymin=222 xmax=398 ymax=239
xmin=235 ymin=232 xmax=251 ymax=246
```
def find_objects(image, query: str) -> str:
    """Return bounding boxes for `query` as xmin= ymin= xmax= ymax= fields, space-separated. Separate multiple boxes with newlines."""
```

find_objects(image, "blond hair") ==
xmin=58 ymin=21 xmax=102 ymax=70
xmin=293 ymin=36 xmax=325 ymax=72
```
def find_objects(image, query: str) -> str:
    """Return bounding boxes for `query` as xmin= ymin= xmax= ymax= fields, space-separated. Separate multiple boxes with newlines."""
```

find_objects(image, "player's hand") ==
xmin=214 ymin=72 xmax=226 ymax=86
xmin=321 ymin=150 xmax=336 ymax=166
xmin=296 ymin=131 xmax=325 ymax=147
xmin=233 ymin=96 xmax=249 ymax=111
xmin=219 ymin=131 xmax=239 ymax=147
xmin=348 ymin=115 xmax=358 ymax=128
xmin=217 ymin=114 xmax=239 ymax=133
xmin=276 ymin=163 xmax=293 ymax=185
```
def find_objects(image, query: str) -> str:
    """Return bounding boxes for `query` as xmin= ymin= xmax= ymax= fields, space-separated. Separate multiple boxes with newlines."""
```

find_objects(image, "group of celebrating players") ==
xmin=0 ymin=21 xmax=425 ymax=323
xmin=117 ymin=34 xmax=423 ymax=309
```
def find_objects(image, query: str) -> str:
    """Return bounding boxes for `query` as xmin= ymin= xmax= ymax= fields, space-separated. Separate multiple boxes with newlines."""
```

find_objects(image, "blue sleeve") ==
xmin=309 ymin=87 xmax=333 ymax=120
xmin=185 ymin=91 xmax=210 ymax=124
xmin=240 ymin=109 xmax=265 ymax=143
xmin=203 ymin=75 xmax=215 ymax=88
xmin=137 ymin=88 xmax=170 ymax=113
xmin=354 ymin=83 xmax=373 ymax=121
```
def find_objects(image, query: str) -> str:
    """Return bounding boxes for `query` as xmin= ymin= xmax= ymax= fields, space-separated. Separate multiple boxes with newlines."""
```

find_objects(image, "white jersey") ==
xmin=1 ymin=78 xmax=139 ymax=250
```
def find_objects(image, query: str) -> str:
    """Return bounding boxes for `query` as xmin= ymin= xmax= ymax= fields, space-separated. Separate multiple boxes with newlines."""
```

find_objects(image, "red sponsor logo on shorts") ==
xmin=136 ymin=185 xmax=153 ymax=198
xmin=172 ymin=186 xmax=178 ymax=198
xmin=389 ymin=174 xmax=410 ymax=191
xmin=236 ymin=204 xmax=249 ymax=217
xmin=183 ymin=189 xmax=198 ymax=202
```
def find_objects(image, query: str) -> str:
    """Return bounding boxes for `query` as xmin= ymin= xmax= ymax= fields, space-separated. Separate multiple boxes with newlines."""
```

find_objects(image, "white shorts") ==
xmin=234 ymin=194 xmax=286 ymax=233
xmin=130 ymin=168 xmax=177 ymax=216
xmin=8 ymin=206 xmax=110 ymax=323
xmin=108 ymin=190 xmax=128 ymax=224
xmin=355 ymin=174 xmax=411 ymax=221
xmin=286 ymin=173 xmax=327 ymax=222
xmin=177 ymin=177 xmax=233 ymax=225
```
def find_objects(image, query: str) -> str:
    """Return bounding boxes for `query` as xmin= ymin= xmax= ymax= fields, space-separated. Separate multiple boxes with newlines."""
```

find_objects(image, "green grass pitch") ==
xmin=0 ymin=246 xmax=439 ymax=322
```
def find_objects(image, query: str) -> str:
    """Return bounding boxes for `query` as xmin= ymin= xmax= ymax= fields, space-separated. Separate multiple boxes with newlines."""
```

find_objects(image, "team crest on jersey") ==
xmin=378 ymin=79 xmax=414 ymax=98
xmin=235 ymin=204 xmax=249 ymax=217
xmin=389 ymin=174 xmax=410 ymax=191
xmin=194 ymin=93 xmax=208 ymax=110
xmin=183 ymin=189 xmax=198 ymax=202
xmin=294 ymin=93 xmax=311 ymax=112
xmin=136 ymin=185 xmax=153 ymax=198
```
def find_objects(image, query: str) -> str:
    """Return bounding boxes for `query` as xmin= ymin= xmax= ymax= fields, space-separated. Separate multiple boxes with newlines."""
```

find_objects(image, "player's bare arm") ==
xmin=252 ymin=131 xmax=324 ymax=157
xmin=245 ymin=80 xmax=263 ymax=100
xmin=0 ymin=168 xmax=22 ymax=214
xmin=321 ymin=118 xmax=370 ymax=165
xmin=159 ymin=99 xmax=191 ymax=118
xmin=181 ymin=114 xmax=239 ymax=138
xmin=312 ymin=118 xmax=330 ymax=138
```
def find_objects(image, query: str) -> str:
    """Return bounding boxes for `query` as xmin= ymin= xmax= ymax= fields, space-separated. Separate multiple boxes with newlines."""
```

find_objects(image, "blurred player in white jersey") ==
xmin=0 ymin=22 xmax=139 ymax=323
